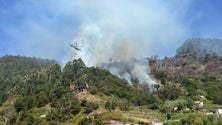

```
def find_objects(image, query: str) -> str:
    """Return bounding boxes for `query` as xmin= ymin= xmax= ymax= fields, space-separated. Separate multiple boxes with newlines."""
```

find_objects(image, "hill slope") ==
xmin=151 ymin=38 xmax=222 ymax=77
xmin=176 ymin=38 xmax=222 ymax=57
xmin=1 ymin=37 xmax=222 ymax=124
xmin=0 ymin=56 xmax=154 ymax=125
xmin=0 ymin=55 xmax=57 ymax=78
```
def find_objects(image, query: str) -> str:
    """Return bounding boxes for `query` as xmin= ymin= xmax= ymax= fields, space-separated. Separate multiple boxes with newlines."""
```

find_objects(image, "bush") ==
xmin=85 ymin=102 xmax=99 ymax=114
xmin=70 ymin=99 xmax=81 ymax=115
xmin=165 ymin=121 xmax=182 ymax=125
xmin=180 ymin=114 xmax=216 ymax=125
xmin=79 ymin=118 xmax=92 ymax=125
xmin=35 ymin=91 xmax=49 ymax=107
xmin=14 ymin=98 xmax=25 ymax=112
xmin=79 ymin=116 xmax=103 ymax=125
xmin=161 ymin=78 xmax=167 ymax=85
xmin=118 ymin=100 xmax=130 ymax=111
xmin=105 ymin=100 xmax=117 ymax=111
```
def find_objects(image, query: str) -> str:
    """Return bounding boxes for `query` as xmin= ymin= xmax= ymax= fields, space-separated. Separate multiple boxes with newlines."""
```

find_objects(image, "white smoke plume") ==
xmin=100 ymin=58 xmax=157 ymax=86
xmin=71 ymin=23 xmax=158 ymax=88
xmin=67 ymin=0 xmax=190 ymax=87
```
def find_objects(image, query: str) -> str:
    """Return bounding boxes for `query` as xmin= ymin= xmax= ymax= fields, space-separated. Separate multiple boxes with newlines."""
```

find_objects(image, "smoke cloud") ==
xmin=68 ymin=0 xmax=190 ymax=87
xmin=71 ymin=0 xmax=189 ymax=62
xmin=100 ymin=58 xmax=156 ymax=86
xmin=1 ymin=0 xmax=191 ymax=87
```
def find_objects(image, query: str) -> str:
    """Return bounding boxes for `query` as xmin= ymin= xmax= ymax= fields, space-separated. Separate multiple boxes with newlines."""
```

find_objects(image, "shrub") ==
xmin=85 ymin=102 xmax=99 ymax=114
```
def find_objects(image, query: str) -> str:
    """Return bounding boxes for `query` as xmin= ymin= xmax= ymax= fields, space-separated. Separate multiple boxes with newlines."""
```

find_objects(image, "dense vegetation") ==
xmin=0 ymin=55 xmax=56 ymax=78
xmin=0 ymin=44 xmax=222 ymax=125
xmin=0 ymin=56 xmax=152 ymax=124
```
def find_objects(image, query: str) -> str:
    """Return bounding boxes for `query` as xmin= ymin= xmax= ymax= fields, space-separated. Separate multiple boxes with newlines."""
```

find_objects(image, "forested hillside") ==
xmin=0 ymin=56 xmax=153 ymax=125
xmin=1 ymin=37 xmax=222 ymax=125
xmin=0 ymin=55 xmax=57 ymax=78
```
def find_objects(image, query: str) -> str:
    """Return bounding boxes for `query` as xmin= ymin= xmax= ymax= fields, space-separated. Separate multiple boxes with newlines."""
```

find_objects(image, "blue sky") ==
xmin=187 ymin=0 xmax=222 ymax=37
xmin=0 ymin=0 xmax=222 ymax=63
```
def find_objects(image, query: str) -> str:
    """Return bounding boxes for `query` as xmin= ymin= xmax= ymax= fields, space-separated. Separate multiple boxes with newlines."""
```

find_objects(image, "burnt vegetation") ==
xmin=150 ymin=38 xmax=222 ymax=107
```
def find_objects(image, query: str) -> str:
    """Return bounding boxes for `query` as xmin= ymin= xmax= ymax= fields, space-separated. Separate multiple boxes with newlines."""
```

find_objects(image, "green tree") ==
xmin=79 ymin=118 xmax=92 ymax=125
xmin=85 ymin=102 xmax=99 ymax=114
xmin=158 ymin=84 xmax=181 ymax=101
xmin=47 ymin=64 xmax=62 ymax=84
xmin=35 ymin=91 xmax=49 ymax=107
xmin=14 ymin=98 xmax=25 ymax=112
xmin=70 ymin=98 xmax=81 ymax=115
xmin=118 ymin=100 xmax=130 ymax=111
xmin=105 ymin=99 xmax=117 ymax=111
xmin=0 ymin=90 xmax=7 ymax=106
xmin=24 ymin=96 xmax=35 ymax=110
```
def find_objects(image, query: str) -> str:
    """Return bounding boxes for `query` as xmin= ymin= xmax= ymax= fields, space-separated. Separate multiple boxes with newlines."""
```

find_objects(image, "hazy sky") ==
xmin=0 ymin=0 xmax=222 ymax=63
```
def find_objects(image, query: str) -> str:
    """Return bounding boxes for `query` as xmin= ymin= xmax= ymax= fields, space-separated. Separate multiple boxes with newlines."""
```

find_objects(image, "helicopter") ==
xmin=69 ymin=41 xmax=82 ymax=51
